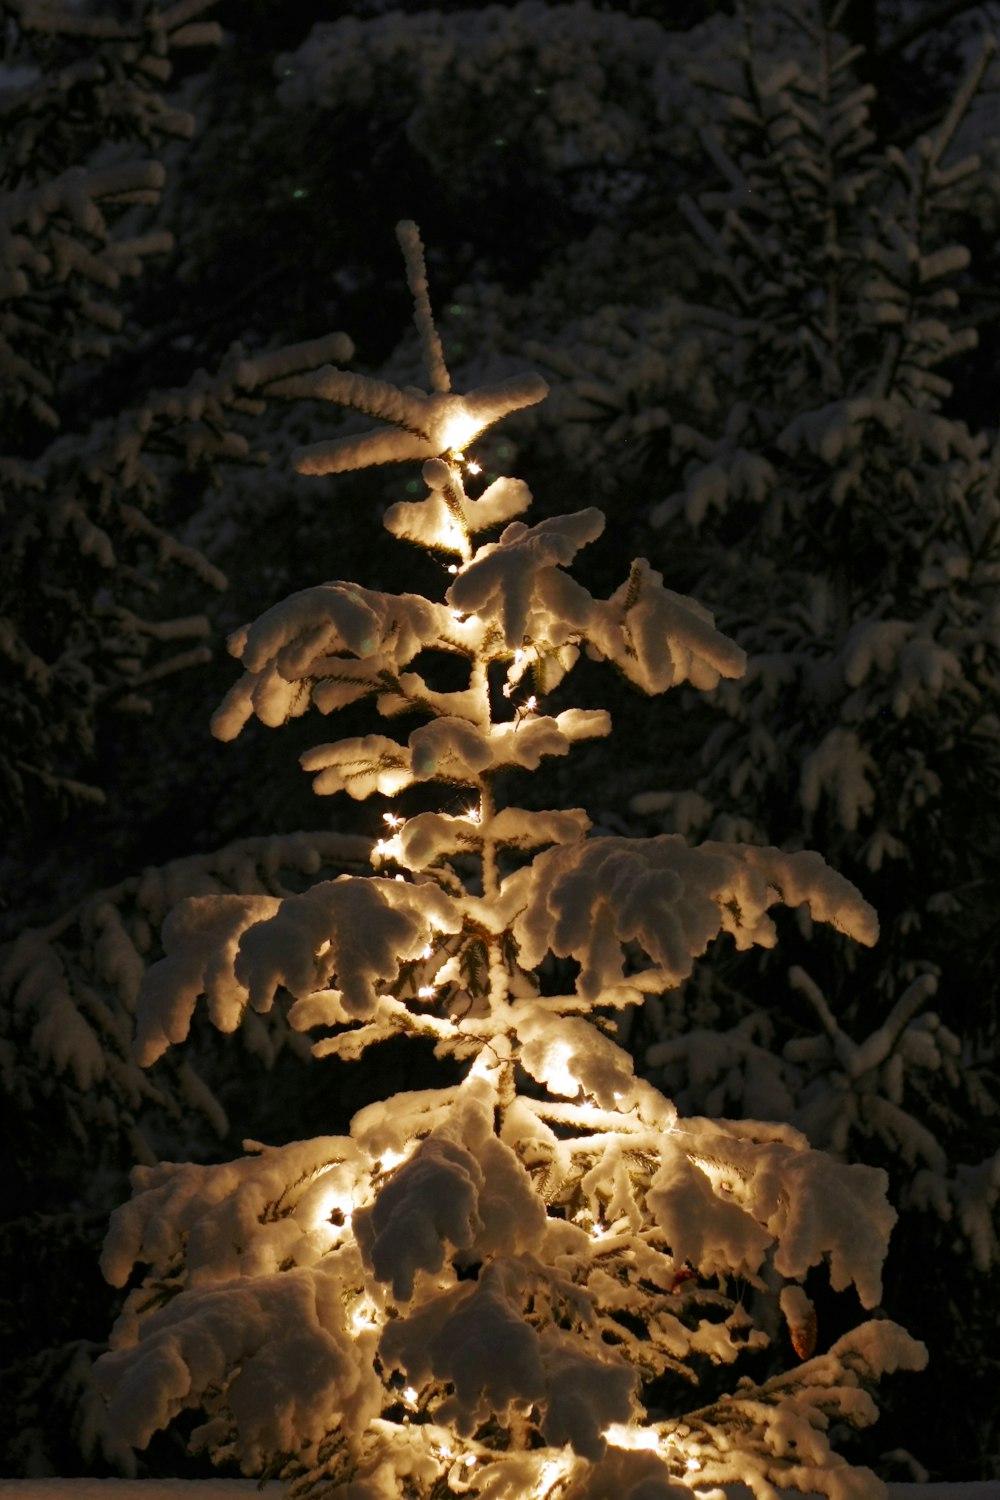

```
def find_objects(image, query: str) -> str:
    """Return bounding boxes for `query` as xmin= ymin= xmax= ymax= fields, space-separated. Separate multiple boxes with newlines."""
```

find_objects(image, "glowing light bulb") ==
xmin=374 ymin=833 xmax=403 ymax=864
xmin=523 ymin=694 xmax=537 ymax=713
xmin=545 ymin=1043 xmax=580 ymax=1098
xmin=440 ymin=408 xmax=479 ymax=454
xmin=603 ymin=1424 xmax=660 ymax=1452
xmin=464 ymin=805 xmax=481 ymax=825
xmin=402 ymin=1385 xmax=419 ymax=1406
xmin=686 ymin=1456 xmax=702 ymax=1472
xmin=418 ymin=984 xmax=436 ymax=999
xmin=447 ymin=564 xmax=459 ymax=574
xmin=312 ymin=1184 xmax=354 ymax=1233
xmin=466 ymin=459 xmax=482 ymax=475
xmin=351 ymin=1300 xmax=377 ymax=1333
xmin=383 ymin=812 xmax=403 ymax=828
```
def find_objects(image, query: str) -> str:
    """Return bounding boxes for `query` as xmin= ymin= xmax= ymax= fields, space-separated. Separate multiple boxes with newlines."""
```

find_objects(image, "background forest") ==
xmin=3 ymin=0 xmax=1000 ymax=1489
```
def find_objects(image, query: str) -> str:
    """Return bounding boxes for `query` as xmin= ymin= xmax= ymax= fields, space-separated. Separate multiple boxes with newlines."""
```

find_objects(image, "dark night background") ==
xmin=2 ymin=0 xmax=1000 ymax=1484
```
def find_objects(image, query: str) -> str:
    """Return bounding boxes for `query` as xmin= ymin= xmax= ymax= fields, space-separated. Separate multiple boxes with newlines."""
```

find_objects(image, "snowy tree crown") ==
xmin=95 ymin=222 xmax=924 ymax=1500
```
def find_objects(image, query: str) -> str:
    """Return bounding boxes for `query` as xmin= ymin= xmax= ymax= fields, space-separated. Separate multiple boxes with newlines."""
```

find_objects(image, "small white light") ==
xmin=351 ymin=1300 xmax=376 ymax=1332
xmin=603 ymin=1423 xmax=660 ymax=1452
xmin=466 ymin=459 xmax=482 ymax=475
xmin=418 ymin=984 xmax=436 ymax=999
xmin=545 ymin=1043 xmax=580 ymax=1098
xmin=447 ymin=563 xmax=459 ymax=574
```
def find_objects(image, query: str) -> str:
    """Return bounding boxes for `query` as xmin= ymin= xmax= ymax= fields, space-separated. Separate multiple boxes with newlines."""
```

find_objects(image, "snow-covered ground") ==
xmin=0 ymin=1485 xmax=281 ymax=1498
xmin=3 ymin=1484 xmax=1000 ymax=1499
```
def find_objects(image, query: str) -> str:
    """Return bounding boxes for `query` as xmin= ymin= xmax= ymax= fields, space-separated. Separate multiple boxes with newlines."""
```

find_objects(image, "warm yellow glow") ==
xmin=464 ymin=804 xmax=481 ymax=825
xmin=466 ymin=459 xmax=482 ymax=475
xmin=544 ymin=1043 xmax=580 ymax=1098
xmin=402 ymin=1385 xmax=419 ymax=1405
xmin=351 ymin=1299 xmax=377 ymax=1333
xmin=383 ymin=811 xmax=404 ymax=828
xmin=379 ymin=1148 xmax=406 ymax=1171
xmin=440 ymin=518 xmax=468 ymax=554
xmin=523 ymin=694 xmax=537 ymax=713
xmin=312 ymin=1184 xmax=354 ymax=1232
xmin=448 ymin=563 xmax=459 ymax=574
xmin=317 ymin=939 xmax=332 ymax=957
xmin=440 ymin=408 xmax=480 ymax=454
xmin=533 ymin=1453 xmax=573 ymax=1495
xmin=686 ymin=1456 xmax=703 ymax=1472
xmin=374 ymin=833 xmax=403 ymax=863
xmin=418 ymin=984 xmax=436 ymax=999
xmin=603 ymin=1423 xmax=660 ymax=1452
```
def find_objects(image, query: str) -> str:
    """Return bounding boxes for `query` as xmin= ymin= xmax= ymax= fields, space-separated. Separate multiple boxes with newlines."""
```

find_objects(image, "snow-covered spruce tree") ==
xmin=0 ymin=0 xmax=351 ymax=830
xmin=94 ymin=224 xmax=925 ymax=1500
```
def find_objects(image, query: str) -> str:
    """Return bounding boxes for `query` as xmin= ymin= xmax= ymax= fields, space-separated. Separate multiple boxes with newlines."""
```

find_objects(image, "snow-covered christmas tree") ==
xmin=94 ymin=224 xmax=926 ymax=1500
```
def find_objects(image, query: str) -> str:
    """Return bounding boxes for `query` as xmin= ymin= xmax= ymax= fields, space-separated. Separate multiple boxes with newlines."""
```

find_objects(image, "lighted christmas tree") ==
xmin=95 ymin=224 xmax=925 ymax=1500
